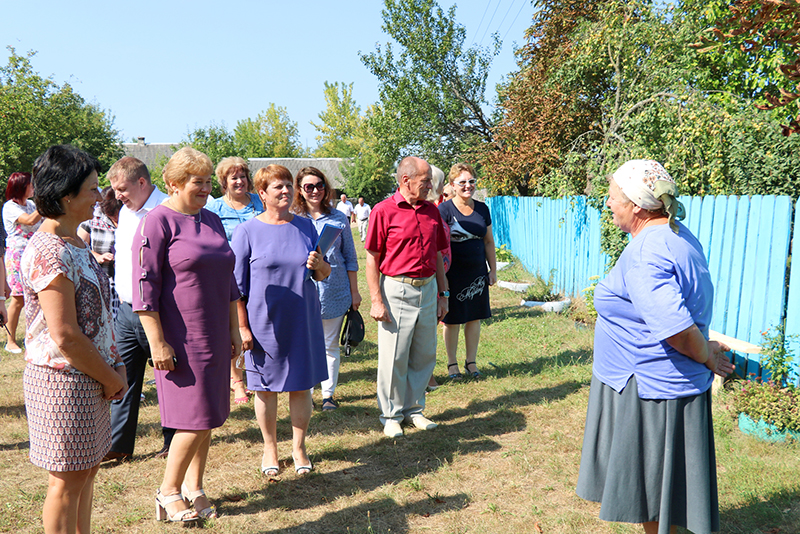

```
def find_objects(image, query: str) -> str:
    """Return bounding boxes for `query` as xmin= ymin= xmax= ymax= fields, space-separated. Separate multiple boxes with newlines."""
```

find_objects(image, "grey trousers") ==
xmin=376 ymin=275 xmax=438 ymax=424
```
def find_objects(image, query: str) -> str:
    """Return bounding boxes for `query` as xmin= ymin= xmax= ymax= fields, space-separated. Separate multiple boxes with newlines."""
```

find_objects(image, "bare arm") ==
xmin=366 ymin=249 xmax=389 ymax=322
xmin=436 ymin=250 xmax=449 ymax=320
xmin=137 ymin=311 xmax=176 ymax=371
xmin=666 ymin=324 xmax=734 ymax=377
xmin=237 ymin=299 xmax=253 ymax=352
xmin=483 ymin=224 xmax=497 ymax=286
xmin=16 ymin=210 xmax=42 ymax=226
xmin=347 ymin=270 xmax=362 ymax=310
xmin=77 ymin=226 xmax=91 ymax=246
xmin=39 ymin=275 xmax=126 ymax=399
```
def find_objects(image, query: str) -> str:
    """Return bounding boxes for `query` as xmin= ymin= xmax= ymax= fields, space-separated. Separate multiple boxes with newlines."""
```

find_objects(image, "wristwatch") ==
xmin=439 ymin=290 xmax=450 ymax=298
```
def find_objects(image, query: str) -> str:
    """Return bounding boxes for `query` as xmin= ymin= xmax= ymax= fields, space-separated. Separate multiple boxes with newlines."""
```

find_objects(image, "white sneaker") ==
xmin=408 ymin=416 xmax=437 ymax=430
xmin=383 ymin=420 xmax=403 ymax=438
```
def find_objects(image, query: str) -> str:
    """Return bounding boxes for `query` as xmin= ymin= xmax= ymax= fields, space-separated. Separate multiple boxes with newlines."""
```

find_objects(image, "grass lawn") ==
xmin=0 ymin=227 xmax=798 ymax=533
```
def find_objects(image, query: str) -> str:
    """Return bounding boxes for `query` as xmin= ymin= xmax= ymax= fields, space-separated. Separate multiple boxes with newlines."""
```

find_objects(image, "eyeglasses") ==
xmin=302 ymin=182 xmax=326 ymax=193
xmin=454 ymin=179 xmax=477 ymax=188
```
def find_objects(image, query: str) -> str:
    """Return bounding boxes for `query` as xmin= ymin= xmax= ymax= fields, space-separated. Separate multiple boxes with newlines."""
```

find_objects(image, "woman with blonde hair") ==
xmin=438 ymin=163 xmax=496 ymax=379
xmin=206 ymin=156 xmax=263 ymax=405
xmin=232 ymin=164 xmax=329 ymax=477
xmin=134 ymin=147 xmax=241 ymax=522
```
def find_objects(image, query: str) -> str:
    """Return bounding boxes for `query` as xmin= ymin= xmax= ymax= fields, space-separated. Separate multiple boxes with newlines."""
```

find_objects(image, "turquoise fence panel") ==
xmin=783 ymin=199 xmax=800 ymax=387
xmin=488 ymin=194 xmax=795 ymax=382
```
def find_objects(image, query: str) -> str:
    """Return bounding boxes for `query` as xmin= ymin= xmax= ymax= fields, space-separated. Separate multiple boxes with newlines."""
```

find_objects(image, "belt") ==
xmin=387 ymin=275 xmax=435 ymax=287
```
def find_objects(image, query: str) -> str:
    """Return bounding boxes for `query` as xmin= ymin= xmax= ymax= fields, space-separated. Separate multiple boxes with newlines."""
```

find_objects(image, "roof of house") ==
xmin=248 ymin=158 xmax=348 ymax=189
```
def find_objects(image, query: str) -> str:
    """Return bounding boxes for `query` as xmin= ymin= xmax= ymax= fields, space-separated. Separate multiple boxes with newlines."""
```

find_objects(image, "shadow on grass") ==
xmin=718 ymin=486 xmax=800 ymax=533
xmin=0 ymin=403 xmax=27 ymax=419
xmin=481 ymin=303 xmax=553 ymax=327
xmin=483 ymin=348 xmax=592 ymax=378
xmin=0 ymin=440 xmax=29 ymax=451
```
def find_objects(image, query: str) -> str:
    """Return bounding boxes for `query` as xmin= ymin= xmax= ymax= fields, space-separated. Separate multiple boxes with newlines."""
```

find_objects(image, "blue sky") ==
xmin=2 ymin=0 xmax=534 ymax=151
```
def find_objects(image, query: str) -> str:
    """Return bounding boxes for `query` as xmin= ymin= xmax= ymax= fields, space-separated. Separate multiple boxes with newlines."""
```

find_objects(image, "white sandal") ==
xmin=181 ymin=484 xmax=218 ymax=519
xmin=155 ymin=489 xmax=198 ymax=523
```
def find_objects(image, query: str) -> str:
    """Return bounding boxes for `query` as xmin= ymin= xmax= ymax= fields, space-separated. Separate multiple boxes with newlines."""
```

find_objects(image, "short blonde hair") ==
xmin=162 ymin=147 xmax=213 ymax=194
xmin=215 ymin=156 xmax=251 ymax=193
xmin=253 ymin=164 xmax=293 ymax=193
xmin=448 ymin=162 xmax=476 ymax=184
xmin=427 ymin=164 xmax=446 ymax=202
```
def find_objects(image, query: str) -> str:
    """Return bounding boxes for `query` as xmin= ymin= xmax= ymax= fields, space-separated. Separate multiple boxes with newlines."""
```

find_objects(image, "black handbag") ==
xmin=340 ymin=305 xmax=365 ymax=356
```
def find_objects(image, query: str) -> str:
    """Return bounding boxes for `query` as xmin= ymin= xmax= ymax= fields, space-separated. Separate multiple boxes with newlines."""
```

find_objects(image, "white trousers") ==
xmin=358 ymin=218 xmax=369 ymax=241
xmin=319 ymin=315 xmax=345 ymax=398
xmin=377 ymin=275 xmax=438 ymax=424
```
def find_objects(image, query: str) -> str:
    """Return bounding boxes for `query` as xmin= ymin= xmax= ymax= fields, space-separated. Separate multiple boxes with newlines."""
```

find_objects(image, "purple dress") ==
xmin=133 ymin=205 xmax=239 ymax=430
xmin=231 ymin=215 xmax=327 ymax=392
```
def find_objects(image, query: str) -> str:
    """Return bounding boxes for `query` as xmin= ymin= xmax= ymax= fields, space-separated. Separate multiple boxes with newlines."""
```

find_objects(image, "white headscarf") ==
xmin=612 ymin=159 xmax=685 ymax=233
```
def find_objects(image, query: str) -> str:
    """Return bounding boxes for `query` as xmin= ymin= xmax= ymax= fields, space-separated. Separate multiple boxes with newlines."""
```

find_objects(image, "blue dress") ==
xmin=300 ymin=209 xmax=359 ymax=320
xmin=231 ymin=215 xmax=327 ymax=392
xmin=205 ymin=193 xmax=264 ymax=242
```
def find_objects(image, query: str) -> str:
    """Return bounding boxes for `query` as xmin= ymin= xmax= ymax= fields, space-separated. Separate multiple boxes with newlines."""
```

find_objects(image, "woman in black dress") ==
xmin=438 ymin=163 xmax=497 ymax=379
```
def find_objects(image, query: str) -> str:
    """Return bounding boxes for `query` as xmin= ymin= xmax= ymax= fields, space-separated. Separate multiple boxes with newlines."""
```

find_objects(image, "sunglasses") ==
xmin=455 ymin=179 xmax=477 ymax=188
xmin=302 ymin=182 xmax=326 ymax=193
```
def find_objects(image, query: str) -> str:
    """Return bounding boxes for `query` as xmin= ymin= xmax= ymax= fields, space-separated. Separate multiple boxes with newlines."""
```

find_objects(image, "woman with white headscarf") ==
xmin=575 ymin=160 xmax=734 ymax=534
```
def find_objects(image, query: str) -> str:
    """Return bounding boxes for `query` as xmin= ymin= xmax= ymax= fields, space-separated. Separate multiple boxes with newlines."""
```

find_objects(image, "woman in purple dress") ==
xmin=134 ymin=147 xmax=242 ymax=523
xmin=232 ymin=164 xmax=329 ymax=477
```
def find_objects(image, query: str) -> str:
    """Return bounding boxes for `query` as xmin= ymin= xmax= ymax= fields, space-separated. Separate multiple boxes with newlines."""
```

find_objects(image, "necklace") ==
xmin=167 ymin=199 xmax=201 ymax=224
xmin=225 ymin=193 xmax=252 ymax=225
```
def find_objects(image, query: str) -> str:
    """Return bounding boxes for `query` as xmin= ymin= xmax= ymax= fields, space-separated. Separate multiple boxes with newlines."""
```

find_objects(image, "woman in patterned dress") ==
xmin=438 ymin=163 xmax=497 ymax=379
xmin=3 ymin=171 xmax=43 ymax=353
xmin=21 ymin=145 xmax=127 ymax=534
xmin=292 ymin=166 xmax=361 ymax=410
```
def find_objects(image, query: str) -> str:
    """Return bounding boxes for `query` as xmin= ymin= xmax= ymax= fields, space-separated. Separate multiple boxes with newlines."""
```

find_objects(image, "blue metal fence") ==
xmin=487 ymin=195 xmax=799 ymax=385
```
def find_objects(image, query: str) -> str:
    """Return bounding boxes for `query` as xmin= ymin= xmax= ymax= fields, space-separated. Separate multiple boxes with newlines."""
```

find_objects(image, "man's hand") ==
xmin=370 ymin=300 xmax=391 ymax=322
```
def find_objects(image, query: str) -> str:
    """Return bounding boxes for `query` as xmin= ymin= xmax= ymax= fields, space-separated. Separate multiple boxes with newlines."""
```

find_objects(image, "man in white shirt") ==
xmin=105 ymin=157 xmax=171 ymax=461
xmin=353 ymin=196 xmax=371 ymax=242
xmin=336 ymin=194 xmax=355 ymax=224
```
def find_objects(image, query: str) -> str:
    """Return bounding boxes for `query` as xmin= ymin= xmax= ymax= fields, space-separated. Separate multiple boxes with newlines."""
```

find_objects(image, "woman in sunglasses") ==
xmin=292 ymin=167 xmax=360 ymax=411
xmin=438 ymin=163 xmax=497 ymax=380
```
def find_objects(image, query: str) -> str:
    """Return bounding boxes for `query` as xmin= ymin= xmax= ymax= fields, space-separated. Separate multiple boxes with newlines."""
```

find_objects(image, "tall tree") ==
xmin=234 ymin=104 xmax=303 ymax=159
xmin=360 ymin=0 xmax=499 ymax=167
xmin=0 ymin=47 xmax=123 ymax=179
xmin=311 ymin=82 xmax=364 ymax=158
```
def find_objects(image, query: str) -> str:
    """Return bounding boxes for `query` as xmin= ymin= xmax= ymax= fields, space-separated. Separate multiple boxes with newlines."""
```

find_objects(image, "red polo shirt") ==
xmin=365 ymin=191 xmax=448 ymax=278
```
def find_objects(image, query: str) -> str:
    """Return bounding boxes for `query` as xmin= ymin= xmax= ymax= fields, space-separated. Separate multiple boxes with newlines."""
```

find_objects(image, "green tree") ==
xmin=234 ymin=104 xmax=303 ymax=159
xmin=360 ymin=0 xmax=499 ymax=167
xmin=0 ymin=47 xmax=123 ymax=179
xmin=340 ymin=105 xmax=397 ymax=205
xmin=311 ymin=82 xmax=364 ymax=158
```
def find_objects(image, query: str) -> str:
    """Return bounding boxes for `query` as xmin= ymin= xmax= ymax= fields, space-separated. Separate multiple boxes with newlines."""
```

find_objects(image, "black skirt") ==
xmin=576 ymin=374 xmax=720 ymax=534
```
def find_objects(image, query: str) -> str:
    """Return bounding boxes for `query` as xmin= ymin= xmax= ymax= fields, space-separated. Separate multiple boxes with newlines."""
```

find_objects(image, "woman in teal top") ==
xmin=205 ymin=157 xmax=264 ymax=405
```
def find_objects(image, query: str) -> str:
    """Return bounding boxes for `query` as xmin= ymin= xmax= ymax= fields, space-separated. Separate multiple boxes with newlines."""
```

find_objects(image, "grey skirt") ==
xmin=576 ymin=374 xmax=720 ymax=534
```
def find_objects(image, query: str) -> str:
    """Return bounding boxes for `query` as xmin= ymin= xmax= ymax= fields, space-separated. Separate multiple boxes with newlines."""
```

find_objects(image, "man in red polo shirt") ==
xmin=365 ymin=156 xmax=450 ymax=438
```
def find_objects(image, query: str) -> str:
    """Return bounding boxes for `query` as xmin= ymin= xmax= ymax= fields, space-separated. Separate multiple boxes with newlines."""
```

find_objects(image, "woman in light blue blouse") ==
xmin=205 ymin=157 xmax=264 ymax=405
xmin=292 ymin=167 xmax=361 ymax=410
xmin=576 ymin=160 xmax=734 ymax=534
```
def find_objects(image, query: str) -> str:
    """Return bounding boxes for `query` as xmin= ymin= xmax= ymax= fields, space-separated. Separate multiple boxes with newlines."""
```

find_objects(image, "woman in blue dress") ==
xmin=292 ymin=167 xmax=361 ymax=410
xmin=232 ymin=164 xmax=330 ymax=477
xmin=206 ymin=157 xmax=264 ymax=405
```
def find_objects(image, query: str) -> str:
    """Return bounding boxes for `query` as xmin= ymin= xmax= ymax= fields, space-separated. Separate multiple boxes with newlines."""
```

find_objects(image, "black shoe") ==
xmin=464 ymin=360 xmax=482 ymax=379
xmin=448 ymin=362 xmax=462 ymax=379
xmin=322 ymin=397 xmax=338 ymax=411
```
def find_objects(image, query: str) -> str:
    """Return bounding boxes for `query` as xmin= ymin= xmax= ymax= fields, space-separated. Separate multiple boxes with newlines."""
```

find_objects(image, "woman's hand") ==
xmin=231 ymin=327 xmax=243 ymax=361
xmin=705 ymin=340 xmax=735 ymax=377
xmin=97 ymin=252 xmax=114 ymax=265
xmin=103 ymin=368 xmax=127 ymax=400
xmin=240 ymin=325 xmax=254 ymax=352
xmin=151 ymin=341 xmax=176 ymax=371
xmin=351 ymin=289 xmax=363 ymax=311
xmin=487 ymin=270 xmax=497 ymax=286
xmin=306 ymin=250 xmax=323 ymax=271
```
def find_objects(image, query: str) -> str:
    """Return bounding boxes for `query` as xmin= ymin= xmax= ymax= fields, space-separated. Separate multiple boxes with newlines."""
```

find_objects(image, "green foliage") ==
xmin=759 ymin=323 xmax=798 ymax=387
xmin=311 ymin=82 xmax=363 ymax=158
xmin=732 ymin=379 xmax=800 ymax=433
xmin=360 ymin=0 xmax=499 ymax=167
xmin=495 ymin=244 xmax=514 ymax=263
xmin=234 ymin=104 xmax=303 ymax=159
xmin=0 ymin=47 xmax=124 ymax=180
xmin=523 ymin=270 xmax=562 ymax=303
xmin=339 ymin=105 xmax=397 ymax=205
xmin=580 ymin=275 xmax=600 ymax=319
